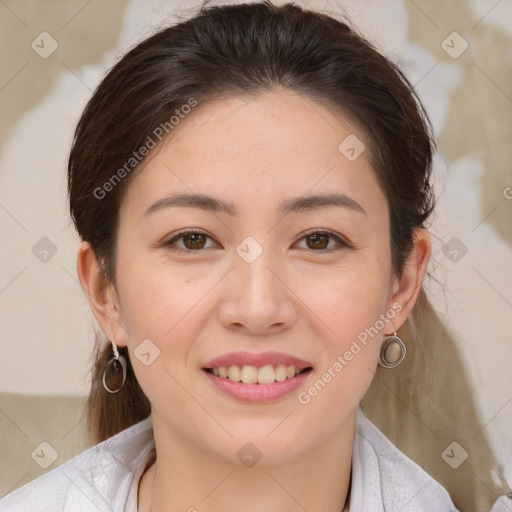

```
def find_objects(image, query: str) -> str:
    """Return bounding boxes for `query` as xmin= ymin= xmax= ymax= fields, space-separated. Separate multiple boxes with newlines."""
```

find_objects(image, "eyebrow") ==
xmin=142 ymin=192 xmax=366 ymax=219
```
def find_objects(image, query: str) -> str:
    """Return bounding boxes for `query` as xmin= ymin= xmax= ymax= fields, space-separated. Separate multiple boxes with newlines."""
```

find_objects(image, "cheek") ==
xmin=117 ymin=258 xmax=218 ymax=380
xmin=295 ymin=267 xmax=387 ymax=423
xmin=300 ymin=259 xmax=391 ymax=345
xmin=294 ymin=258 xmax=390 ymax=401
xmin=118 ymin=266 xmax=205 ymax=403
xmin=116 ymin=254 xmax=199 ymax=338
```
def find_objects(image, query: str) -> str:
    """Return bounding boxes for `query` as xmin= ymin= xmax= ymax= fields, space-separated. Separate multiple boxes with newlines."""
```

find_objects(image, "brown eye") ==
xmin=164 ymin=231 xmax=216 ymax=252
xmin=181 ymin=233 xmax=208 ymax=250
xmin=296 ymin=230 xmax=348 ymax=252
xmin=305 ymin=233 xmax=330 ymax=250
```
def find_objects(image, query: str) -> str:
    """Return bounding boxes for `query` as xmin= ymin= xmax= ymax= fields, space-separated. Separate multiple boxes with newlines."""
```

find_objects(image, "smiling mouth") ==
xmin=203 ymin=364 xmax=313 ymax=385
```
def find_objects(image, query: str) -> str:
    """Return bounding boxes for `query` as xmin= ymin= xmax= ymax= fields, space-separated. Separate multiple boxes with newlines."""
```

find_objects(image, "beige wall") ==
xmin=1 ymin=0 xmax=511 ymax=507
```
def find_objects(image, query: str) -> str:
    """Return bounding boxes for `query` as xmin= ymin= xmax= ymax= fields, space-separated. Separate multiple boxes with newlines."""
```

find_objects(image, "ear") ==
xmin=76 ymin=241 xmax=128 ymax=347
xmin=386 ymin=227 xmax=431 ymax=333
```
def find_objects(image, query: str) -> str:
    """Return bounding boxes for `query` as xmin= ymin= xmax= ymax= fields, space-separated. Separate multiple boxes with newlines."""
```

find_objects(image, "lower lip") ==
xmin=203 ymin=369 xmax=312 ymax=403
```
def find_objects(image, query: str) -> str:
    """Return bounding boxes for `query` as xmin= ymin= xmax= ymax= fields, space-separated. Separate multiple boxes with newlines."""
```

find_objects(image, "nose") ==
xmin=217 ymin=245 xmax=299 ymax=336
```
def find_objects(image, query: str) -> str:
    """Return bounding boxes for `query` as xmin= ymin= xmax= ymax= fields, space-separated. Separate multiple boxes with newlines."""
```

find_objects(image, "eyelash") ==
xmin=163 ymin=228 xmax=350 ymax=253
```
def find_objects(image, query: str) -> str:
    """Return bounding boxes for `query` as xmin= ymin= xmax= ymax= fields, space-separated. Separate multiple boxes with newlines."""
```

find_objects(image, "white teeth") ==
xmin=274 ymin=364 xmax=287 ymax=382
xmin=241 ymin=365 xmax=258 ymax=384
xmin=227 ymin=365 xmax=241 ymax=382
xmin=257 ymin=364 xmax=275 ymax=385
xmin=209 ymin=364 xmax=309 ymax=384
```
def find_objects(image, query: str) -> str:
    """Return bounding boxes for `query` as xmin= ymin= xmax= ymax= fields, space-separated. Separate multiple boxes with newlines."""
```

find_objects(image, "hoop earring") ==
xmin=102 ymin=340 xmax=127 ymax=393
xmin=378 ymin=332 xmax=406 ymax=369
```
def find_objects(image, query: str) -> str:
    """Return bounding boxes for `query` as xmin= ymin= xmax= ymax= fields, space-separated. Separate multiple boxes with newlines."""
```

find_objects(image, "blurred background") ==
xmin=0 ymin=1 xmax=511 ymax=510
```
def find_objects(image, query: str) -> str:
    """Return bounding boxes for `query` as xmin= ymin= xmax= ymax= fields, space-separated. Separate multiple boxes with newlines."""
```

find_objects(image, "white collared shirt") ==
xmin=1 ymin=406 xmax=509 ymax=511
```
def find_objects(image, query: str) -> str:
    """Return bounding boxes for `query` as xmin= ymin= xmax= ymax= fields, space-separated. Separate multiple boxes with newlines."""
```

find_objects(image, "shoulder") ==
xmin=351 ymin=406 xmax=459 ymax=511
xmin=0 ymin=416 xmax=154 ymax=512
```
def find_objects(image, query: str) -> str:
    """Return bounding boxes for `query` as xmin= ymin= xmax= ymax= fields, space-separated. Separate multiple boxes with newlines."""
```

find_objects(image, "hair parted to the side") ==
xmin=68 ymin=1 xmax=436 ymax=444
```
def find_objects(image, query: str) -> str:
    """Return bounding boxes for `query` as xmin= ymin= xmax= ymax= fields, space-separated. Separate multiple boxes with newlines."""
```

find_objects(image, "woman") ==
xmin=1 ymin=2 xmax=505 ymax=511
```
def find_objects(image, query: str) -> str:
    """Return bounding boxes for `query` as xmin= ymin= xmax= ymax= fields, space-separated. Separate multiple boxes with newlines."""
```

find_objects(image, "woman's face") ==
xmin=85 ymin=90 xmax=424 ymax=464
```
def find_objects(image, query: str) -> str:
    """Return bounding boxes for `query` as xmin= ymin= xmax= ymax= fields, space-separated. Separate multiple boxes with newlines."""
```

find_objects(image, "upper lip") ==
xmin=203 ymin=351 xmax=313 ymax=370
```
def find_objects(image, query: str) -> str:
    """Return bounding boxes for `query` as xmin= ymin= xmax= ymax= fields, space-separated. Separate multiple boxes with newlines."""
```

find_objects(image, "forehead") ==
xmin=121 ymin=90 xmax=387 ymax=221
xmin=164 ymin=91 xmax=364 ymax=167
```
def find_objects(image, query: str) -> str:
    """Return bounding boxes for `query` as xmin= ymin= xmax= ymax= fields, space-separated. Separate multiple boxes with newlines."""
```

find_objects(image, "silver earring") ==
xmin=102 ymin=340 xmax=127 ymax=393
xmin=378 ymin=332 xmax=406 ymax=368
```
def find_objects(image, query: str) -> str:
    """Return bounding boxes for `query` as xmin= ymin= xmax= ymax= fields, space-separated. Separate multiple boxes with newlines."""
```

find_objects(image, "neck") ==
xmin=138 ymin=410 xmax=355 ymax=512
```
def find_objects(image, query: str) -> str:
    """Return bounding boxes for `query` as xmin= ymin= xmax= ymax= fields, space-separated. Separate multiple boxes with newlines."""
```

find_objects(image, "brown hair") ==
xmin=67 ymin=1 xmax=435 ymax=444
